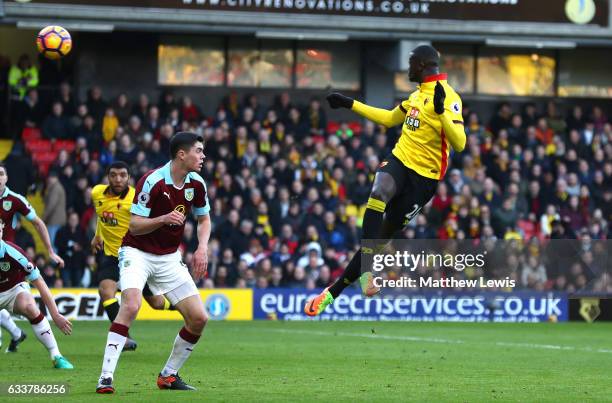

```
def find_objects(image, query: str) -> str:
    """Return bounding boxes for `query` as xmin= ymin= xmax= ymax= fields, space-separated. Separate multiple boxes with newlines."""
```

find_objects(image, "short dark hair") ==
xmin=170 ymin=132 xmax=204 ymax=160
xmin=107 ymin=160 xmax=130 ymax=175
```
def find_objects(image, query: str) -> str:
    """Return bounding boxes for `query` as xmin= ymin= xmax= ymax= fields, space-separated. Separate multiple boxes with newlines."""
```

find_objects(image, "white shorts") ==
xmin=0 ymin=282 xmax=30 ymax=313
xmin=118 ymin=246 xmax=198 ymax=303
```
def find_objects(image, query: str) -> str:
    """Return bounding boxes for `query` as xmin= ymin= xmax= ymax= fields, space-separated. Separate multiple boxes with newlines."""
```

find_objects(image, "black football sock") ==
xmin=329 ymin=250 xmax=362 ymax=298
xmin=103 ymin=298 xmax=120 ymax=323
xmin=328 ymin=199 xmax=386 ymax=299
xmin=362 ymin=198 xmax=386 ymax=240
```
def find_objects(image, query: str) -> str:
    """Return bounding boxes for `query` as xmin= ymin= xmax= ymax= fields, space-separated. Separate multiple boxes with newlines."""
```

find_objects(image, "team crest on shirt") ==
xmin=185 ymin=188 xmax=194 ymax=201
xmin=0 ymin=262 xmax=10 ymax=272
xmin=2 ymin=201 xmax=11 ymax=211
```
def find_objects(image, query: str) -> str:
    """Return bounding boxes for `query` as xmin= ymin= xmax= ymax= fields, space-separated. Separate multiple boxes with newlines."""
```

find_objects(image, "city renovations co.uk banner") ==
xmin=5 ymin=0 xmax=609 ymax=25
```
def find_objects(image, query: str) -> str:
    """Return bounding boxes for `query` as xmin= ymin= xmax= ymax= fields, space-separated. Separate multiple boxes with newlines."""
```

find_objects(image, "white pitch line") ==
xmin=266 ymin=328 xmax=612 ymax=354
xmin=269 ymin=328 xmax=464 ymax=344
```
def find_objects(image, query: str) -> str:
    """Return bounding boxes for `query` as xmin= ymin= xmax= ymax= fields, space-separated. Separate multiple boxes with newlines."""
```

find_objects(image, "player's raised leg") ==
xmin=305 ymin=170 xmax=400 ymax=316
xmin=96 ymin=287 xmax=143 ymax=394
xmin=157 ymin=282 xmax=206 ymax=391
xmin=12 ymin=283 xmax=73 ymax=369
xmin=0 ymin=308 xmax=27 ymax=352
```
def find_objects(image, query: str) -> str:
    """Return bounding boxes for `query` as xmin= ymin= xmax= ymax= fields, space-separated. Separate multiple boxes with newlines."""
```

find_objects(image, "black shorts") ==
xmin=96 ymin=254 xmax=153 ymax=297
xmin=378 ymin=153 xmax=439 ymax=226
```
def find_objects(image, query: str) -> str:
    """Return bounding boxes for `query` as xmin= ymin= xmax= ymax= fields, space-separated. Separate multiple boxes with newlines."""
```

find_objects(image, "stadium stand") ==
xmin=5 ymin=86 xmax=612 ymax=293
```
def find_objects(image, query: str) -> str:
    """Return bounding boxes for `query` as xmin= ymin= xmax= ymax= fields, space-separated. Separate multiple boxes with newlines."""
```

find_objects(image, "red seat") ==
xmin=25 ymin=139 xmax=52 ymax=154
xmin=37 ymin=162 xmax=52 ymax=177
xmin=22 ymin=128 xmax=41 ymax=141
xmin=53 ymin=140 xmax=76 ymax=153
xmin=34 ymin=150 xmax=58 ymax=165
xmin=326 ymin=121 xmax=340 ymax=135
xmin=348 ymin=121 xmax=362 ymax=135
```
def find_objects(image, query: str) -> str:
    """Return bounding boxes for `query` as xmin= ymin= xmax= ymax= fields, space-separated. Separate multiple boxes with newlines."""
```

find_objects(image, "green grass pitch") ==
xmin=1 ymin=321 xmax=611 ymax=402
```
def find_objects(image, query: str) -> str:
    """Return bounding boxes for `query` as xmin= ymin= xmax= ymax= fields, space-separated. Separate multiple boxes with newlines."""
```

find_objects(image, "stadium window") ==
xmin=158 ymin=36 xmax=224 ymax=86
xmin=227 ymin=39 xmax=293 ymax=88
xmin=558 ymin=48 xmax=612 ymax=98
xmin=394 ymin=72 xmax=416 ymax=96
xmin=477 ymin=49 xmax=555 ymax=96
xmin=228 ymin=38 xmax=259 ymax=87
xmin=296 ymin=42 xmax=360 ymax=90
xmin=259 ymin=42 xmax=293 ymax=88
xmin=437 ymin=45 xmax=475 ymax=94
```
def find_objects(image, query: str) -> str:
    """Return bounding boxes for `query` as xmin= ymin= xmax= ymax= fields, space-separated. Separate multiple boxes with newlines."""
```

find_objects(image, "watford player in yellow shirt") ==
xmin=92 ymin=161 xmax=174 ymax=350
xmin=305 ymin=45 xmax=466 ymax=316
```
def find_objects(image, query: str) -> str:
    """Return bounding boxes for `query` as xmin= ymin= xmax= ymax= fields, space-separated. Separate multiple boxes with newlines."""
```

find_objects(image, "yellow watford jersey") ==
xmin=352 ymin=73 xmax=465 ymax=180
xmin=395 ymin=74 xmax=463 ymax=179
xmin=91 ymin=184 xmax=135 ymax=257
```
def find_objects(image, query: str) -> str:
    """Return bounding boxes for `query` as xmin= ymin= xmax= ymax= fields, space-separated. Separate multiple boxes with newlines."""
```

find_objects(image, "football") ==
xmin=36 ymin=25 xmax=72 ymax=60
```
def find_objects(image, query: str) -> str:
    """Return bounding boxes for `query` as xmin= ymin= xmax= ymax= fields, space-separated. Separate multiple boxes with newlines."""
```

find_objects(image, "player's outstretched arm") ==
xmin=128 ymin=211 xmax=184 ymax=236
xmin=193 ymin=214 xmax=211 ymax=281
xmin=31 ymin=277 xmax=72 ymax=335
xmin=31 ymin=216 xmax=65 ymax=268
xmin=434 ymin=82 xmax=466 ymax=152
xmin=326 ymin=92 xmax=405 ymax=128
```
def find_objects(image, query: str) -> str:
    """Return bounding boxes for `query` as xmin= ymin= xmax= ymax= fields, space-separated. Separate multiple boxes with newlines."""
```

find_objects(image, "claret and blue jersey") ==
xmin=122 ymin=161 xmax=210 ymax=255
xmin=0 ymin=187 xmax=38 ymax=242
xmin=0 ymin=240 xmax=40 ymax=293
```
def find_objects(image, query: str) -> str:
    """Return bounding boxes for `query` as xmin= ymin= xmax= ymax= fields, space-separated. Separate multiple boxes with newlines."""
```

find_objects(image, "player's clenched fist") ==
xmin=326 ymin=92 xmax=354 ymax=109
xmin=52 ymin=313 xmax=73 ymax=335
xmin=161 ymin=210 xmax=185 ymax=226
xmin=434 ymin=81 xmax=446 ymax=115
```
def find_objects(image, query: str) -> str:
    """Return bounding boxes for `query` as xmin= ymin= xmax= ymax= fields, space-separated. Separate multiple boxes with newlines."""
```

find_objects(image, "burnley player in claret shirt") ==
xmin=0 ymin=163 xmax=65 ymax=353
xmin=96 ymin=132 xmax=211 ymax=394
xmin=0 ymin=219 xmax=73 ymax=369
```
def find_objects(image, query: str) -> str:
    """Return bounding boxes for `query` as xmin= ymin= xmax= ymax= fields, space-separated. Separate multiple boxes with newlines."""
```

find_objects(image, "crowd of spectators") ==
xmin=5 ymin=81 xmax=612 ymax=294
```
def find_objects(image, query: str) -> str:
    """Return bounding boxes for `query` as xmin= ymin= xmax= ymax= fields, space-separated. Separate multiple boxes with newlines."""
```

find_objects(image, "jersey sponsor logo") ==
xmin=101 ymin=211 xmax=119 ymax=226
xmin=138 ymin=192 xmax=150 ymax=206
xmin=2 ymin=201 xmax=12 ymax=211
xmin=205 ymin=294 xmax=231 ymax=320
xmin=0 ymin=262 xmax=10 ymax=271
xmin=405 ymin=107 xmax=421 ymax=131
xmin=185 ymin=188 xmax=194 ymax=201
xmin=174 ymin=204 xmax=186 ymax=215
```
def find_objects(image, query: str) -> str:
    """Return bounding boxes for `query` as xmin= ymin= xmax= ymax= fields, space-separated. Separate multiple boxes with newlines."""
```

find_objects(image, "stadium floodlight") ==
xmin=256 ymin=30 xmax=348 ymax=41
xmin=17 ymin=21 xmax=114 ymax=32
xmin=485 ymin=38 xmax=576 ymax=49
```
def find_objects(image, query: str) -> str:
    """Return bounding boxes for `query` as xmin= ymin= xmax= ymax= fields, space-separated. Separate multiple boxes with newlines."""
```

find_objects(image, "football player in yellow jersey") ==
xmin=91 ymin=161 xmax=174 ymax=350
xmin=305 ymin=45 xmax=466 ymax=316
